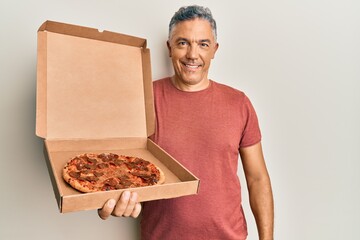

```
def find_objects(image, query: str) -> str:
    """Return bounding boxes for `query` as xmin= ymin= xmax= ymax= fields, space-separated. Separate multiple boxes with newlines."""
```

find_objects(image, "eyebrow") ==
xmin=175 ymin=37 xmax=212 ymax=44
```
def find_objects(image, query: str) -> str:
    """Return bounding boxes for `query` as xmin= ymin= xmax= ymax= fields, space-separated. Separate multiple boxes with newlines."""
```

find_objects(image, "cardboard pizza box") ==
xmin=36 ymin=20 xmax=199 ymax=213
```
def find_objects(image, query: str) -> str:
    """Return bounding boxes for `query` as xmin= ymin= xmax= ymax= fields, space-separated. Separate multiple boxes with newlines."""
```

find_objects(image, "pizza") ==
xmin=62 ymin=153 xmax=165 ymax=193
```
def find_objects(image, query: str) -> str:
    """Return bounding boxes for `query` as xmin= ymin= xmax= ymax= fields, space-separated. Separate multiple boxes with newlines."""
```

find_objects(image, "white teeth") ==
xmin=185 ymin=64 xmax=199 ymax=69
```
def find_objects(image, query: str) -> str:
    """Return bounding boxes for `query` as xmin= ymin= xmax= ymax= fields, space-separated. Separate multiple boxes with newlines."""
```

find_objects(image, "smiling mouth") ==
xmin=182 ymin=62 xmax=202 ymax=70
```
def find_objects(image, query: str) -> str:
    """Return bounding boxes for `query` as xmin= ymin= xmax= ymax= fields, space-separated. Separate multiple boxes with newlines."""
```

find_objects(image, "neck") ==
xmin=171 ymin=76 xmax=210 ymax=92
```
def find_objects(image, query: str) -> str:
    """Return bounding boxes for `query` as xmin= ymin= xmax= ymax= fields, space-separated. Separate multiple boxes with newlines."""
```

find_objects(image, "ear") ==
xmin=212 ymin=43 xmax=219 ymax=59
xmin=167 ymin=41 xmax=172 ymax=57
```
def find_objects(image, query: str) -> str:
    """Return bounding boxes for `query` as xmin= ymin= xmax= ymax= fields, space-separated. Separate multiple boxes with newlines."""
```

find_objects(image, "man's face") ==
xmin=167 ymin=18 xmax=218 ymax=90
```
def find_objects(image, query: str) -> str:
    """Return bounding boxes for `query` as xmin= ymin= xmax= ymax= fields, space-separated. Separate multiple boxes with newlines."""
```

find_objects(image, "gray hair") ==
xmin=168 ymin=5 xmax=217 ymax=41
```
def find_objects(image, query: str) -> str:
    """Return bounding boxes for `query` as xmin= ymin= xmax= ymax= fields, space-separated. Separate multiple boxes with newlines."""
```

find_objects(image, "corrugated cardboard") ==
xmin=36 ymin=20 xmax=199 ymax=213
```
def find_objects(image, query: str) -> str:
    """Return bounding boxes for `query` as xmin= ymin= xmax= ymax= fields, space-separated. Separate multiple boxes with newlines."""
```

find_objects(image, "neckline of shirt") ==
xmin=167 ymin=77 xmax=214 ymax=95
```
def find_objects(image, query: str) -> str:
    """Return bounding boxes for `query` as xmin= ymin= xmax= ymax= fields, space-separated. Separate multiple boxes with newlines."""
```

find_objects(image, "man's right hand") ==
xmin=98 ymin=191 xmax=142 ymax=220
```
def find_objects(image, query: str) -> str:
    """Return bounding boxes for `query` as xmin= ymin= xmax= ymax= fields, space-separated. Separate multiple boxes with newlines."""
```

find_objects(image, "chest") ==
xmin=154 ymin=91 xmax=245 ymax=156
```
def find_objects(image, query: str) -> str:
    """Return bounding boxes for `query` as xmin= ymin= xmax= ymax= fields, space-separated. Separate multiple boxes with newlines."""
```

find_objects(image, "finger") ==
xmin=123 ymin=192 xmax=138 ymax=217
xmin=98 ymin=199 xmax=116 ymax=220
xmin=112 ymin=191 xmax=131 ymax=217
xmin=131 ymin=202 xmax=142 ymax=218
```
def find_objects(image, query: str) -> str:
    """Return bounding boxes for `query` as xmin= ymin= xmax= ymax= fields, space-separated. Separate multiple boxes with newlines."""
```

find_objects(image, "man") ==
xmin=99 ymin=5 xmax=274 ymax=240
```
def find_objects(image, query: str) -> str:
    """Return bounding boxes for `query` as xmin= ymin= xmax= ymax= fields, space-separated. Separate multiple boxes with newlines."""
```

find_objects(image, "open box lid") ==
xmin=36 ymin=20 xmax=155 ymax=140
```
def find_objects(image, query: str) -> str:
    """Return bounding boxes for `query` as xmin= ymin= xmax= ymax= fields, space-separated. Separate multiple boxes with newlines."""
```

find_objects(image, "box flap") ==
xmin=37 ymin=20 xmax=147 ymax=48
xmin=36 ymin=21 xmax=155 ymax=140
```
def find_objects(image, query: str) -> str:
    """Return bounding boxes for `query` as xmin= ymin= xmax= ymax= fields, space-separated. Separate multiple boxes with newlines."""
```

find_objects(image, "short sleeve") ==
xmin=239 ymin=95 xmax=262 ymax=148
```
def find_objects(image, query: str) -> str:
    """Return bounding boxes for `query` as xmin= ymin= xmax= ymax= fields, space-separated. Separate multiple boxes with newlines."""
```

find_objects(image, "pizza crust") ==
xmin=63 ymin=170 xmax=95 ymax=193
xmin=157 ymin=166 xmax=166 ymax=185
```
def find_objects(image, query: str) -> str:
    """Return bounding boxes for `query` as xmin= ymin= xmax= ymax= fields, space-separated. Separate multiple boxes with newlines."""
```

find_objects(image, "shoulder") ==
xmin=211 ymin=80 xmax=248 ymax=102
xmin=153 ymin=77 xmax=170 ymax=89
xmin=152 ymin=77 xmax=172 ymax=99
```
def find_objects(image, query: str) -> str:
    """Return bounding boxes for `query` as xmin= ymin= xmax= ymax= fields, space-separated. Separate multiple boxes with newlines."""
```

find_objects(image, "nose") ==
xmin=186 ymin=45 xmax=198 ymax=60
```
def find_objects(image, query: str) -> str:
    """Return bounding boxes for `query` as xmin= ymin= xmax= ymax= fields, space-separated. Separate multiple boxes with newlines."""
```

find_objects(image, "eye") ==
xmin=200 ymin=42 xmax=209 ymax=48
xmin=178 ymin=41 xmax=188 ymax=46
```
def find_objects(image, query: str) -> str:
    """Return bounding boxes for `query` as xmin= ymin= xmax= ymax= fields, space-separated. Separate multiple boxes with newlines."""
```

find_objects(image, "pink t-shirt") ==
xmin=141 ymin=77 xmax=261 ymax=240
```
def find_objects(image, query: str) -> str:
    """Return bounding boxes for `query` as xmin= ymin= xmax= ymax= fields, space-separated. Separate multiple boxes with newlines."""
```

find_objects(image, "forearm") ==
xmin=248 ymin=176 xmax=274 ymax=240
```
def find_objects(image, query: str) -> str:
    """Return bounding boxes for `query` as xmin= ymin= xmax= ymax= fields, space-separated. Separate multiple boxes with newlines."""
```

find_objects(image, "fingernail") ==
xmin=107 ymin=199 xmax=115 ymax=208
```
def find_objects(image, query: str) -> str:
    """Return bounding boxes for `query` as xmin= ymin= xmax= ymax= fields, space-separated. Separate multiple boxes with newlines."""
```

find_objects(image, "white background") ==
xmin=1 ymin=0 xmax=359 ymax=239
